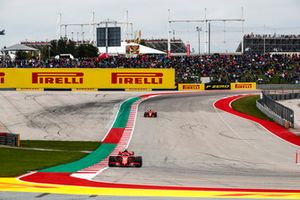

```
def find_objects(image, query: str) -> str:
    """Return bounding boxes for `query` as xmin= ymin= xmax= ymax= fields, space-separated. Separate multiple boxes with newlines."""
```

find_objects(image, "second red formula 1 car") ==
xmin=108 ymin=150 xmax=142 ymax=168
xmin=144 ymin=110 xmax=157 ymax=118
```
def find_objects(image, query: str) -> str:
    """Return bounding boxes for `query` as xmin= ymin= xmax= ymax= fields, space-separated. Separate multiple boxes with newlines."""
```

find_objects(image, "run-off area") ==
xmin=0 ymin=91 xmax=300 ymax=189
xmin=94 ymin=92 xmax=300 ymax=189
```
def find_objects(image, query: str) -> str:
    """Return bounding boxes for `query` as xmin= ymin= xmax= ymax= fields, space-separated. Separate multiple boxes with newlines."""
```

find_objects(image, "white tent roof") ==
xmin=98 ymin=42 xmax=166 ymax=55
xmin=2 ymin=44 xmax=38 ymax=51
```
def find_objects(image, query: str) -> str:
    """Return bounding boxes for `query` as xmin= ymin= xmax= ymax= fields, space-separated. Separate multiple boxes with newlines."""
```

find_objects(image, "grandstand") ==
xmin=21 ymin=40 xmax=92 ymax=51
xmin=142 ymin=39 xmax=186 ymax=55
xmin=20 ymin=41 xmax=50 ymax=51
xmin=237 ymin=34 xmax=300 ymax=54
xmin=21 ymin=39 xmax=185 ymax=55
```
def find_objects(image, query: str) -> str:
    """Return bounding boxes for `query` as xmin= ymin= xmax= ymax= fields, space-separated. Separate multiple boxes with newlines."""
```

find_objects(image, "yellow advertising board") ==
xmin=0 ymin=68 xmax=175 ymax=89
xmin=178 ymin=83 xmax=204 ymax=91
xmin=230 ymin=82 xmax=256 ymax=90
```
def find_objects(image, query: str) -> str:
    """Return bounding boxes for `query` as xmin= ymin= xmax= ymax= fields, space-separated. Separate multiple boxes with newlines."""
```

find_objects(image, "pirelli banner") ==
xmin=178 ymin=83 xmax=204 ymax=91
xmin=204 ymin=83 xmax=231 ymax=90
xmin=231 ymin=82 xmax=256 ymax=90
xmin=0 ymin=68 xmax=175 ymax=89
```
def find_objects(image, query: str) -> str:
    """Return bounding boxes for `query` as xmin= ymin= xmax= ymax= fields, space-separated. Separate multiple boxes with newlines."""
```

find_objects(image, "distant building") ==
xmin=141 ymin=39 xmax=187 ymax=55
xmin=237 ymin=34 xmax=300 ymax=54
xmin=20 ymin=41 xmax=50 ymax=50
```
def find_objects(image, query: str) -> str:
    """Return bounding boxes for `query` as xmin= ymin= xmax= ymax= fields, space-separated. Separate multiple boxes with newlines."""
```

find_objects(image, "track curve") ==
xmin=94 ymin=92 xmax=300 ymax=189
xmin=0 ymin=91 xmax=139 ymax=141
xmin=2 ymin=91 xmax=300 ymax=199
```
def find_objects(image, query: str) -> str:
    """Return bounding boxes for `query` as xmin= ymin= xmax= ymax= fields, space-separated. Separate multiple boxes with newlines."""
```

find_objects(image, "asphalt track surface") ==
xmin=95 ymin=91 xmax=300 ymax=189
xmin=1 ymin=91 xmax=300 ymax=200
xmin=0 ymin=91 xmax=138 ymax=141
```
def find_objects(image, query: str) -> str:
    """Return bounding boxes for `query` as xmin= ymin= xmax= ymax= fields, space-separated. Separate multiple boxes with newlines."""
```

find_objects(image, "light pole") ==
xmin=263 ymin=25 xmax=266 ymax=54
xmin=48 ymin=46 xmax=51 ymax=60
xmin=196 ymin=26 xmax=202 ymax=55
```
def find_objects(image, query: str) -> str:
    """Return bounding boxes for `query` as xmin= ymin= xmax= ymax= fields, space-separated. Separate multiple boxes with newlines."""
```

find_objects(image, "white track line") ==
xmin=213 ymin=95 xmax=299 ymax=160
xmin=71 ymin=96 xmax=154 ymax=179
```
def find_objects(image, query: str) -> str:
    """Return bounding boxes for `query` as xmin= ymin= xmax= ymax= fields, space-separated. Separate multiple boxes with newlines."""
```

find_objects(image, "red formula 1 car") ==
xmin=144 ymin=110 xmax=157 ymax=118
xmin=108 ymin=150 xmax=142 ymax=168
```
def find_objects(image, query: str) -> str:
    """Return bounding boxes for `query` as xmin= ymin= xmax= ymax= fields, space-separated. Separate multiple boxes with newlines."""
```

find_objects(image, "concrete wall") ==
xmin=257 ymin=84 xmax=300 ymax=90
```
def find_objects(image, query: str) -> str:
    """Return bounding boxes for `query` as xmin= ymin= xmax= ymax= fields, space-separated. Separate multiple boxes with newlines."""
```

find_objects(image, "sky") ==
xmin=0 ymin=0 xmax=300 ymax=53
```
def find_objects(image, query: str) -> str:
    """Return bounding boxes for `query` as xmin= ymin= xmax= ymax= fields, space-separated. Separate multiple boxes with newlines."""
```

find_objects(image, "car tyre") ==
xmin=109 ymin=156 xmax=117 ymax=167
xmin=135 ymin=156 xmax=142 ymax=168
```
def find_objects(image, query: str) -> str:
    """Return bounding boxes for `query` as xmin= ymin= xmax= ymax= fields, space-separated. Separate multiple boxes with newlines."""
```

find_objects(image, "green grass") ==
xmin=20 ymin=140 xmax=100 ymax=151
xmin=0 ymin=140 xmax=100 ymax=177
xmin=231 ymin=95 xmax=272 ymax=121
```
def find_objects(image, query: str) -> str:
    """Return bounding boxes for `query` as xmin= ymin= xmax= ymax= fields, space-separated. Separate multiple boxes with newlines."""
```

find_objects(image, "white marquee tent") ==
xmin=98 ymin=42 xmax=166 ymax=55
xmin=2 ymin=44 xmax=38 ymax=52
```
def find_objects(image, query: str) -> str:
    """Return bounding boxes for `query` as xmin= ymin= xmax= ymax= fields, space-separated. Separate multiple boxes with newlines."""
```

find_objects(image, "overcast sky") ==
xmin=1 ymin=0 xmax=300 ymax=53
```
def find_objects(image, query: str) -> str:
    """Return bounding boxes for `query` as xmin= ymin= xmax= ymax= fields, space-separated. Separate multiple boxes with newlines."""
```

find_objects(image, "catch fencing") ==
xmin=257 ymin=91 xmax=296 ymax=128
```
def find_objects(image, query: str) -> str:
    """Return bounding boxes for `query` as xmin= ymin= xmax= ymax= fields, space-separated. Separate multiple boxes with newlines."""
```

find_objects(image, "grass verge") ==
xmin=0 ymin=140 xmax=100 ymax=177
xmin=231 ymin=95 xmax=272 ymax=121
xmin=20 ymin=140 xmax=100 ymax=151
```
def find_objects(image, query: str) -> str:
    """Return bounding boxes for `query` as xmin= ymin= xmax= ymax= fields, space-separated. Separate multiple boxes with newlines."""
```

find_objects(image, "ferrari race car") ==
xmin=144 ymin=110 xmax=157 ymax=118
xmin=108 ymin=150 xmax=142 ymax=168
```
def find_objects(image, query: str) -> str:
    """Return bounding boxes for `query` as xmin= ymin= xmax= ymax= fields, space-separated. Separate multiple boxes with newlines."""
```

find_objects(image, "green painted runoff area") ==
xmin=112 ymin=97 xmax=140 ymax=128
xmin=40 ymin=143 xmax=116 ymax=173
xmin=39 ymin=97 xmax=140 ymax=173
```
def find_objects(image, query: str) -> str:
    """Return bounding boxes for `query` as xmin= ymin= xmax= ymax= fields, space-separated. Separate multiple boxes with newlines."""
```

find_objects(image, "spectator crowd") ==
xmin=0 ymin=53 xmax=300 ymax=84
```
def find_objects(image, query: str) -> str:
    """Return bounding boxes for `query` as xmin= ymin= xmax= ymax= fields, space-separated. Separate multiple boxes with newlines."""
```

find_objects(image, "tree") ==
xmin=47 ymin=38 xmax=98 ymax=59
xmin=50 ymin=40 xmax=58 ymax=57
xmin=83 ymin=44 xmax=98 ymax=57
xmin=66 ymin=40 xmax=76 ymax=56
xmin=75 ymin=44 xmax=98 ymax=58
xmin=16 ymin=51 xmax=30 ymax=60
xmin=75 ymin=45 xmax=86 ymax=58
xmin=50 ymin=38 xmax=76 ymax=56
xmin=40 ymin=46 xmax=50 ymax=60
xmin=57 ymin=38 xmax=68 ymax=54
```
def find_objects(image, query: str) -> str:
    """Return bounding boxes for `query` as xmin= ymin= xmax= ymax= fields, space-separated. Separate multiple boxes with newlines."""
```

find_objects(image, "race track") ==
xmin=1 ymin=91 xmax=300 ymax=199
xmin=94 ymin=92 xmax=300 ymax=189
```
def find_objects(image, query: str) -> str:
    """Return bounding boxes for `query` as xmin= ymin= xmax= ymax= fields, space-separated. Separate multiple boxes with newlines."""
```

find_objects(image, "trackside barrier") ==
xmin=0 ymin=68 xmax=175 ymax=89
xmin=177 ymin=82 xmax=256 ymax=91
xmin=0 ymin=132 xmax=20 ymax=147
xmin=16 ymin=88 xmax=44 ymax=91
xmin=257 ymin=84 xmax=300 ymax=90
xmin=72 ymin=88 xmax=98 ymax=92
xmin=125 ymin=88 xmax=152 ymax=92
xmin=178 ymin=83 xmax=204 ymax=91
xmin=205 ymin=83 xmax=231 ymax=90
xmin=231 ymin=82 xmax=256 ymax=90
xmin=257 ymin=91 xmax=294 ymax=128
